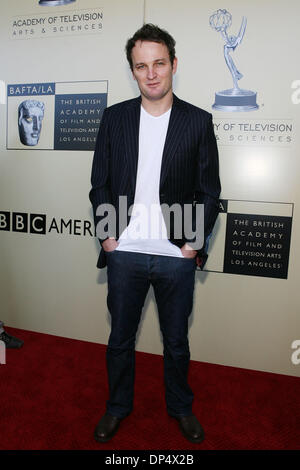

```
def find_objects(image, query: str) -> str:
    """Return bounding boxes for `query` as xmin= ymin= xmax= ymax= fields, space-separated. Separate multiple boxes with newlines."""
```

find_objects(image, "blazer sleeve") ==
xmin=89 ymin=108 xmax=113 ymax=245
xmin=194 ymin=113 xmax=221 ymax=267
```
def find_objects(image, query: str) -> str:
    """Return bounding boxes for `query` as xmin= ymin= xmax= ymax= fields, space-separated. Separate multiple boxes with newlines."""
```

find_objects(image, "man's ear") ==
xmin=172 ymin=57 xmax=178 ymax=75
xmin=131 ymin=69 xmax=136 ymax=81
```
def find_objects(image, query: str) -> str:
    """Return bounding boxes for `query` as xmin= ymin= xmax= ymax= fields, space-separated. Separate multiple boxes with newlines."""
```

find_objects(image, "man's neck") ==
xmin=141 ymin=92 xmax=173 ymax=117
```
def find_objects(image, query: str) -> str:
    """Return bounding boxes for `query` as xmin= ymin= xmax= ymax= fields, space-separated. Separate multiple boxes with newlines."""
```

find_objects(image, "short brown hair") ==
xmin=125 ymin=23 xmax=176 ymax=70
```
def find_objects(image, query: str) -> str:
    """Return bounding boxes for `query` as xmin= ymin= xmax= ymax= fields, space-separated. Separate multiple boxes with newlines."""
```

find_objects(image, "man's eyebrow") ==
xmin=134 ymin=58 xmax=168 ymax=66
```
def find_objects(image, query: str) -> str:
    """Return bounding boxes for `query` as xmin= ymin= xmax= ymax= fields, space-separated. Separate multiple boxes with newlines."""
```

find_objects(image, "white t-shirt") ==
xmin=116 ymin=105 xmax=183 ymax=257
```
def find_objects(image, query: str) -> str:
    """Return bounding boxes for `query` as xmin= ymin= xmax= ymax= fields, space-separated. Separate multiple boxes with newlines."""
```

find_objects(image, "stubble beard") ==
xmin=140 ymin=82 xmax=173 ymax=103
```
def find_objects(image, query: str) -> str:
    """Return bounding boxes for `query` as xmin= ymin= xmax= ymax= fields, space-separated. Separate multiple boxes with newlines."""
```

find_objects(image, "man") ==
xmin=89 ymin=24 xmax=220 ymax=444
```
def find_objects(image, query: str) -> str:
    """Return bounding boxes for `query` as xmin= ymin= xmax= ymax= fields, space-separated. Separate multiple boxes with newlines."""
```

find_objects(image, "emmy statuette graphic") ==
xmin=209 ymin=9 xmax=258 ymax=111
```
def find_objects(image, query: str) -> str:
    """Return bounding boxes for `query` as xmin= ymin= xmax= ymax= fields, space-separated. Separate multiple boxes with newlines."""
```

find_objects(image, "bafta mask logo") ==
xmin=39 ymin=0 xmax=76 ymax=6
xmin=18 ymin=100 xmax=45 ymax=147
xmin=209 ymin=9 xmax=259 ymax=111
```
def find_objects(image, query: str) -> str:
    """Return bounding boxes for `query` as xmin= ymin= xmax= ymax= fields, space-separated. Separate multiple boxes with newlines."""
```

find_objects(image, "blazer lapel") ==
xmin=159 ymin=94 xmax=190 ymax=189
xmin=122 ymin=97 xmax=141 ymax=194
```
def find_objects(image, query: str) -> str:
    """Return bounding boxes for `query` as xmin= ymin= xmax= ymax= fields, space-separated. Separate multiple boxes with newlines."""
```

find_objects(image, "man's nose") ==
xmin=147 ymin=66 xmax=157 ymax=79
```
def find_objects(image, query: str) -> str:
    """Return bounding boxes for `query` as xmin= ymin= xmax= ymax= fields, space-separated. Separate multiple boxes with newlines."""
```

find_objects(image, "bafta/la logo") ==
xmin=18 ymin=100 xmax=45 ymax=147
xmin=209 ymin=9 xmax=259 ymax=112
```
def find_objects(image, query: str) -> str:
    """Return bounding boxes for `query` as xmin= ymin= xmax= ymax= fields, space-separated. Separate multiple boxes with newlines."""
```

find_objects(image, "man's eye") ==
xmin=25 ymin=117 xmax=33 ymax=122
xmin=136 ymin=65 xmax=145 ymax=70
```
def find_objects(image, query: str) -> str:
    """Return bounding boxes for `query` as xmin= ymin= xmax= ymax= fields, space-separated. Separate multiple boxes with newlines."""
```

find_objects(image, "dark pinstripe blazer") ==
xmin=89 ymin=94 xmax=221 ymax=269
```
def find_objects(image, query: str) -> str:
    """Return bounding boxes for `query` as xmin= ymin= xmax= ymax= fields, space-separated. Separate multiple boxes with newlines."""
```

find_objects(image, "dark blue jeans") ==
xmin=105 ymin=250 xmax=196 ymax=418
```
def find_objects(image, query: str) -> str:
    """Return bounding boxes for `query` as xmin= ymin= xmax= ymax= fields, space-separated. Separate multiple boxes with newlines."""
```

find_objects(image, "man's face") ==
xmin=18 ymin=103 xmax=44 ymax=146
xmin=131 ymin=40 xmax=177 ymax=102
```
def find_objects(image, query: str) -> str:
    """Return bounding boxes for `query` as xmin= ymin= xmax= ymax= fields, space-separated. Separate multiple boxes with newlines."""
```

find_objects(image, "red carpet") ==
xmin=0 ymin=326 xmax=299 ymax=450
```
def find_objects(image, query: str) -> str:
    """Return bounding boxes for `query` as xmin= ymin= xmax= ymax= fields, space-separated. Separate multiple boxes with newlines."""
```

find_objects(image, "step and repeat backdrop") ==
xmin=0 ymin=0 xmax=299 ymax=376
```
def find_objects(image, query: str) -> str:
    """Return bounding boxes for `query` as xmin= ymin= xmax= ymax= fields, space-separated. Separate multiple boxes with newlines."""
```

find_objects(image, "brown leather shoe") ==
xmin=94 ymin=413 xmax=123 ymax=443
xmin=175 ymin=415 xmax=205 ymax=443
